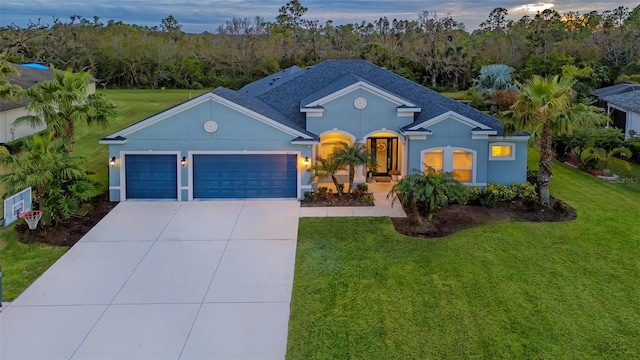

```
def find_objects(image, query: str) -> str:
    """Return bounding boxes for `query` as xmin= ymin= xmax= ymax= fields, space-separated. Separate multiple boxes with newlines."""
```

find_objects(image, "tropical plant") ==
xmin=15 ymin=68 xmax=118 ymax=154
xmin=582 ymin=127 xmax=632 ymax=172
xmin=388 ymin=167 xmax=468 ymax=225
xmin=330 ymin=141 xmax=375 ymax=194
xmin=309 ymin=156 xmax=344 ymax=197
xmin=502 ymin=75 xmax=605 ymax=206
xmin=0 ymin=133 xmax=94 ymax=225
xmin=0 ymin=58 xmax=21 ymax=100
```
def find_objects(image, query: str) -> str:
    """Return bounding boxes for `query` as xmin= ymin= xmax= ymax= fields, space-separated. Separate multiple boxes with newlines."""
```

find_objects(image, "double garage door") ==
xmin=125 ymin=154 xmax=297 ymax=200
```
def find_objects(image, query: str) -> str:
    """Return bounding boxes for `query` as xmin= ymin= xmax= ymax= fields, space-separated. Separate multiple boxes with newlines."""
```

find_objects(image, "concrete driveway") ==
xmin=0 ymin=200 xmax=299 ymax=360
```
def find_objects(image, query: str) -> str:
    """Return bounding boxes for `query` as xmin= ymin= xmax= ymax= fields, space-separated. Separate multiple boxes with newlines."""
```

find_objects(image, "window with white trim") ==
xmin=489 ymin=143 xmax=515 ymax=160
xmin=452 ymin=150 xmax=472 ymax=182
xmin=423 ymin=149 xmax=443 ymax=173
xmin=423 ymin=147 xmax=476 ymax=183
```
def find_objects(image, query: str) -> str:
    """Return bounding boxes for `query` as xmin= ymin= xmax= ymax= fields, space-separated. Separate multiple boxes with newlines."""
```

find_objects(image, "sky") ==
xmin=0 ymin=0 xmax=638 ymax=33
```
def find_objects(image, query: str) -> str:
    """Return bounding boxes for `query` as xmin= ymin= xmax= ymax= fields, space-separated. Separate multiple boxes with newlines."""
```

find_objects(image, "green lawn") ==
xmin=288 ymin=156 xmax=640 ymax=358
xmin=0 ymin=89 xmax=206 ymax=301
xmin=440 ymin=90 xmax=471 ymax=100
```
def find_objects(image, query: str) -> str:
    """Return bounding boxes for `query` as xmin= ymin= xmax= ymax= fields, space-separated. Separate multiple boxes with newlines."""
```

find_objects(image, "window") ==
xmin=452 ymin=150 xmax=472 ymax=182
xmin=422 ymin=147 xmax=476 ymax=183
xmin=489 ymin=143 xmax=515 ymax=160
xmin=424 ymin=149 xmax=443 ymax=173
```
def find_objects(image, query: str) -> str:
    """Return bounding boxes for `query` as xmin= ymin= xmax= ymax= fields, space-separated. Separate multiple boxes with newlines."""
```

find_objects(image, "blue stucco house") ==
xmin=100 ymin=59 xmax=528 ymax=201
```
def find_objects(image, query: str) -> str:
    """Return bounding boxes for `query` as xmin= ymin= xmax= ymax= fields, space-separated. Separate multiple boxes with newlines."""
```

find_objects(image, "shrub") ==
xmin=317 ymin=187 xmax=328 ymax=199
xmin=514 ymin=182 xmax=537 ymax=199
xmin=356 ymin=183 xmax=368 ymax=192
xmin=303 ymin=191 xmax=315 ymax=203
xmin=361 ymin=193 xmax=373 ymax=205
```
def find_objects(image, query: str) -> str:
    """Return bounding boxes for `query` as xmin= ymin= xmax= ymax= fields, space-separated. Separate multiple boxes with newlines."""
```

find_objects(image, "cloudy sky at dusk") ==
xmin=1 ymin=0 xmax=637 ymax=33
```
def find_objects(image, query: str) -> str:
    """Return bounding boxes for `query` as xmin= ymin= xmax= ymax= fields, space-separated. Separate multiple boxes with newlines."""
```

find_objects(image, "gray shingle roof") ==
xmin=211 ymin=87 xmax=317 ymax=139
xmin=253 ymin=59 xmax=504 ymax=135
xmin=591 ymin=84 xmax=640 ymax=98
xmin=0 ymin=64 xmax=55 ymax=111
xmin=602 ymin=90 xmax=640 ymax=113
xmin=239 ymin=66 xmax=305 ymax=96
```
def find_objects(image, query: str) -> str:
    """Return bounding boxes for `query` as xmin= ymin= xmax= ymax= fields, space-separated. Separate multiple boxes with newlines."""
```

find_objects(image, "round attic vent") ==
xmin=354 ymin=97 xmax=368 ymax=110
xmin=203 ymin=120 xmax=219 ymax=133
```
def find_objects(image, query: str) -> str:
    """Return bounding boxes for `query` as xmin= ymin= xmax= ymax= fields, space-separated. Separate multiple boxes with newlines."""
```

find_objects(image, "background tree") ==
xmin=0 ymin=58 xmax=21 ymax=99
xmin=502 ymin=75 xmax=605 ymax=206
xmin=16 ymin=68 xmax=118 ymax=153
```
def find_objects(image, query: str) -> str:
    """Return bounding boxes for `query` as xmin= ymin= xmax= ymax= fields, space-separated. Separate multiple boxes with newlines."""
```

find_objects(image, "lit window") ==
xmin=452 ymin=150 xmax=472 ymax=182
xmin=489 ymin=143 xmax=515 ymax=160
xmin=424 ymin=149 xmax=443 ymax=173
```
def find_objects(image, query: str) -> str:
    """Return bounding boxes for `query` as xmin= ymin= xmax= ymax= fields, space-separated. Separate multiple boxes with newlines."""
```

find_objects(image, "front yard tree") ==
xmin=16 ymin=68 xmax=118 ymax=154
xmin=0 ymin=133 xmax=92 ymax=224
xmin=309 ymin=156 xmax=344 ymax=197
xmin=502 ymin=75 xmax=605 ymax=206
xmin=330 ymin=142 xmax=374 ymax=194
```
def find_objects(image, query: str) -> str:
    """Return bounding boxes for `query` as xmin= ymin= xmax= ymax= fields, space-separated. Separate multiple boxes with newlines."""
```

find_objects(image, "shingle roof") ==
xmin=239 ymin=66 xmax=305 ymax=96
xmin=602 ymin=90 xmax=640 ymax=113
xmin=0 ymin=64 xmax=55 ymax=111
xmin=211 ymin=87 xmax=317 ymax=139
xmin=591 ymin=84 xmax=640 ymax=98
xmin=253 ymin=59 xmax=505 ymax=135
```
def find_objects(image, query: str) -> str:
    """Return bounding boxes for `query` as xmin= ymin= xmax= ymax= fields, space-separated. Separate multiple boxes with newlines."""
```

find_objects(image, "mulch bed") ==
xmin=301 ymin=192 xmax=374 ymax=207
xmin=15 ymin=194 xmax=117 ymax=247
xmin=391 ymin=198 xmax=577 ymax=238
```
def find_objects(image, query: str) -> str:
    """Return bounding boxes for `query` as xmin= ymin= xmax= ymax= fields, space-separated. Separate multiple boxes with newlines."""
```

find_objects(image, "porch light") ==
xmin=303 ymin=156 xmax=310 ymax=165
xmin=181 ymin=156 xmax=187 ymax=166
xmin=109 ymin=156 xmax=116 ymax=167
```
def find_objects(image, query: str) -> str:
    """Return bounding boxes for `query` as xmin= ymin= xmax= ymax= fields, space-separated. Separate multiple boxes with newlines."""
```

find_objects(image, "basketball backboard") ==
xmin=3 ymin=187 xmax=32 ymax=227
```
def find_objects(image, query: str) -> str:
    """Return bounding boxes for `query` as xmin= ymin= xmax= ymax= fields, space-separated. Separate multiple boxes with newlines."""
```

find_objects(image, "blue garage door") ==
xmin=193 ymin=154 xmax=297 ymax=198
xmin=125 ymin=154 xmax=177 ymax=199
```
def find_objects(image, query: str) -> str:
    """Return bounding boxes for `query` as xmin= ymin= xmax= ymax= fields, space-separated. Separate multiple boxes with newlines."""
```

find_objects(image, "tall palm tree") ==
xmin=502 ymin=75 xmax=605 ymax=206
xmin=15 ymin=68 xmax=118 ymax=154
xmin=330 ymin=141 xmax=375 ymax=194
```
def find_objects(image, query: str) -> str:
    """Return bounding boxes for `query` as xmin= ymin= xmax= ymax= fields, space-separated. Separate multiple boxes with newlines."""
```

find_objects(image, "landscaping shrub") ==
xmin=303 ymin=191 xmax=315 ymax=203
xmin=356 ymin=183 xmax=369 ymax=192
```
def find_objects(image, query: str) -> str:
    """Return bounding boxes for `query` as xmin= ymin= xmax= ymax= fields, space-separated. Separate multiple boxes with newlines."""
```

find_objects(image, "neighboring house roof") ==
xmin=253 ymin=59 xmax=505 ymax=135
xmin=239 ymin=66 xmax=305 ymax=96
xmin=0 ymin=64 xmax=55 ymax=111
xmin=591 ymin=84 xmax=640 ymax=98
xmin=602 ymin=90 xmax=640 ymax=113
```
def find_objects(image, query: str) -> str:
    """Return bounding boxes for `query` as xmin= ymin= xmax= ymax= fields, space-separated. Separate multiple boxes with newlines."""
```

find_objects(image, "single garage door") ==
xmin=193 ymin=154 xmax=297 ymax=198
xmin=125 ymin=154 xmax=178 ymax=199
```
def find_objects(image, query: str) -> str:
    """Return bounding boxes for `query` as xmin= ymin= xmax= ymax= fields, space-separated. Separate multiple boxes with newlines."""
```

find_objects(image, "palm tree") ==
xmin=0 ymin=133 xmax=86 ymax=212
xmin=15 ymin=68 xmax=118 ymax=154
xmin=502 ymin=75 xmax=605 ymax=206
xmin=309 ymin=156 xmax=344 ymax=197
xmin=330 ymin=141 xmax=375 ymax=194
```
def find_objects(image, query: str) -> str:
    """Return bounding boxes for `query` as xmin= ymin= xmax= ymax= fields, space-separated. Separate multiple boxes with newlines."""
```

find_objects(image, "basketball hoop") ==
xmin=19 ymin=210 xmax=43 ymax=230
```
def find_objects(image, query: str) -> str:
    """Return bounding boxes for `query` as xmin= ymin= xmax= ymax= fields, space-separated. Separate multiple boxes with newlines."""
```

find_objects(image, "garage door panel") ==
xmin=125 ymin=155 xmax=178 ymax=199
xmin=193 ymin=154 xmax=297 ymax=199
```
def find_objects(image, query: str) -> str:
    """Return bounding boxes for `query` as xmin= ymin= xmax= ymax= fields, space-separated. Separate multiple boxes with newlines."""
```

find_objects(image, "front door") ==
xmin=368 ymin=137 xmax=398 ymax=175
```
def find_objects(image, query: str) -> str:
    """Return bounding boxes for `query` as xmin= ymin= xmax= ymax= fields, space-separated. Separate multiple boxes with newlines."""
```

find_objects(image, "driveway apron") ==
xmin=0 ymin=200 xmax=299 ymax=360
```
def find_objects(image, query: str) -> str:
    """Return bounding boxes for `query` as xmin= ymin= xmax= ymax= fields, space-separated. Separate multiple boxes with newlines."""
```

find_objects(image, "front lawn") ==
xmin=288 ymin=159 xmax=640 ymax=358
xmin=0 ymin=89 xmax=206 ymax=301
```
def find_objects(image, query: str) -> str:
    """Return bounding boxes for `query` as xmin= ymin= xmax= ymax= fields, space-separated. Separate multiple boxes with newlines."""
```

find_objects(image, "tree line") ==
xmin=1 ymin=1 xmax=639 ymax=93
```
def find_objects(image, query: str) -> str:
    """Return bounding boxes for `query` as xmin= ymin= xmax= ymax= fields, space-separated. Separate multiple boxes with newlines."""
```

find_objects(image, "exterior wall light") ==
xmin=181 ymin=156 xmax=187 ymax=166
xmin=109 ymin=156 xmax=116 ymax=167
xmin=303 ymin=156 xmax=310 ymax=168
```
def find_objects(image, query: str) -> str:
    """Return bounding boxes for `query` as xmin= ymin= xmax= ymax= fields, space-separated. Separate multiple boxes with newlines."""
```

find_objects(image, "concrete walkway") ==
xmin=1 ymin=200 xmax=299 ymax=360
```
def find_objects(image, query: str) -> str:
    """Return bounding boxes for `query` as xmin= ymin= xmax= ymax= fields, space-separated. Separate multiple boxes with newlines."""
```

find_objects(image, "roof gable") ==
xmin=300 ymin=74 xmax=416 ymax=108
xmin=254 ymin=59 xmax=504 ymax=134
xmin=100 ymin=91 xmax=315 ymax=144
